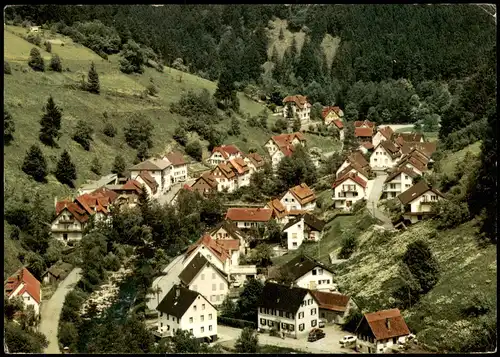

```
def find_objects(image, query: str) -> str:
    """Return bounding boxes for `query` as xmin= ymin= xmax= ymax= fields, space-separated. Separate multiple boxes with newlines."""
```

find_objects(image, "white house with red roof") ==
xmin=283 ymin=95 xmax=312 ymax=123
xmin=355 ymin=308 xmax=411 ymax=353
xmin=244 ymin=152 xmax=265 ymax=173
xmin=279 ymin=183 xmax=317 ymax=212
xmin=370 ymin=140 xmax=402 ymax=170
xmin=332 ymin=172 xmax=368 ymax=211
xmin=207 ymin=145 xmax=243 ymax=166
xmin=4 ymin=267 xmax=42 ymax=316
xmin=210 ymin=162 xmax=238 ymax=193
xmin=372 ymin=126 xmax=395 ymax=148
xmin=164 ymin=152 xmax=188 ymax=183
xmin=322 ymin=106 xmax=344 ymax=125
xmin=225 ymin=207 xmax=273 ymax=229
xmin=129 ymin=158 xmax=173 ymax=198
xmin=265 ymin=132 xmax=307 ymax=169
xmin=51 ymin=189 xmax=117 ymax=243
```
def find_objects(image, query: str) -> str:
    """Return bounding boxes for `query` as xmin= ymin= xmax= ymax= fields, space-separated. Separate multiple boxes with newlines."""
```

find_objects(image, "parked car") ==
xmin=339 ymin=335 xmax=357 ymax=347
xmin=308 ymin=328 xmax=326 ymax=342
xmin=318 ymin=319 xmax=326 ymax=328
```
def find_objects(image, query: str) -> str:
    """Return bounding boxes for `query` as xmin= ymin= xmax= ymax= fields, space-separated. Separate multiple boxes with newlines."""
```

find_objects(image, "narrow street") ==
xmin=366 ymin=172 xmax=393 ymax=229
xmin=216 ymin=324 xmax=357 ymax=354
xmin=157 ymin=178 xmax=196 ymax=206
xmin=39 ymin=268 xmax=82 ymax=354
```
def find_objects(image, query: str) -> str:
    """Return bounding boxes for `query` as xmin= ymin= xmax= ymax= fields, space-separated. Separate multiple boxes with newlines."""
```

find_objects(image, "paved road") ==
xmin=366 ymin=173 xmax=393 ymax=229
xmin=39 ymin=268 xmax=82 ymax=354
xmin=157 ymin=178 xmax=196 ymax=206
xmin=216 ymin=324 xmax=357 ymax=354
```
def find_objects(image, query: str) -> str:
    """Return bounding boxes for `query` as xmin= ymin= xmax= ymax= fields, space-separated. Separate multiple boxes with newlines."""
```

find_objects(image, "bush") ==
xmin=433 ymin=199 xmax=470 ymax=229
xmin=218 ymin=316 xmax=257 ymax=329
xmin=44 ymin=41 xmax=52 ymax=53
xmin=185 ymin=141 xmax=203 ymax=161
xmin=72 ymin=120 xmax=93 ymax=150
xmin=146 ymin=84 xmax=158 ymax=96
xmin=170 ymin=89 xmax=218 ymax=118
xmin=173 ymin=126 xmax=188 ymax=146
xmin=103 ymin=252 xmax=121 ymax=271
xmin=5 ymin=61 xmax=12 ymax=74
xmin=25 ymin=33 xmax=42 ymax=46
xmin=342 ymin=310 xmax=363 ymax=333
xmin=402 ymin=240 xmax=440 ymax=295
xmin=49 ymin=54 xmax=62 ymax=72
xmin=124 ymin=115 xmax=153 ymax=149
xmin=338 ymin=229 xmax=358 ymax=259
xmin=58 ymin=322 xmax=78 ymax=349
xmin=351 ymin=198 xmax=366 ymax=214
xmin=28 ymin=47 xmax=45 ymax=72
xmin=103 ymin=122 xmax=117 ymax=137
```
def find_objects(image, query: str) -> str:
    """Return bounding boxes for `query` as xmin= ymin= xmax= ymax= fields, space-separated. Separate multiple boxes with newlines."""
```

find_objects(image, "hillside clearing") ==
xmin=441 ymin=141 xmax=482 ymax=174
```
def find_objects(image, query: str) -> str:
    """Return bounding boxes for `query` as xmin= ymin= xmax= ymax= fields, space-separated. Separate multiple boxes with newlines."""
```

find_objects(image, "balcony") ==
xmin=51 ymin=226 xmax=82 ymax=233
xmin=58 ymin=217 xmax=75 ymax=223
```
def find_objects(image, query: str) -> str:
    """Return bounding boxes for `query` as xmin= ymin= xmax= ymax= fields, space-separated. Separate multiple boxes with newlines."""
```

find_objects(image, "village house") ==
xmin=358 ymin=141 xmax=374 ymax=155
xmin=282 ymin=95 xmax=312 ymax=124
xmin=178 ymin=253 xmax=229 ymax=306
xmin=280 ymin=183 xmax=317 ymax=212
xmin=5 ymin=268 xmax=42 ymax=316
xmin=382 ymin=166 xmax=420 ymax=199
xmin=322 ymin=106 xmax=344 ymax=126
xmin=355 ymin=308 xmax=411 ymax=354
xmin=164 ymin=151 xmax=188 ymax=183
xmin=310 ymin=290 xmax=355 ymax=325
xmin=397 ymin=151 xmax=429 ymax=176
xmin=369 ymin=140 xmax=402 ymax=170
xmin=244 ymin=152 xmax=266 ymax=173
xmin=207 ymin=145 xmax=244 ymax=166
xmin=51 ymin=189 xmax=117 ymax=243
xmin=278 ymin=254 xmax=337 ymax=292
xmin=257 ymin=282 xmax=320 ymax=338
xmin=227 ymin=158 xmax=252 ymax=188
xmin=267 ymin=198 xmax=292 ymax=225
xmin=190 ymin=173 xmax=218 ymax=195
xmin=282 ymin=214 xmax=326 ymax=250
xmin=354 ymin=120 xmax=376 ymax=144
xmin=332 ymin=172 xmax=368 ymax=211
xmin=111 ymin=179 xmax=143 ymax=208
xmin=397 ymin=180 xmax=445 ymax=224
xmin=40 ymin=261 xmax=73 ymax=285
xmin=336 ymin=161 xmax=370 ymax=183
xmin=211 ymin=163 xmax=238 ymax=193
xmin=332 ymin=120 xmax=345 ymax=140
xmin=265 ymin=132 xmax=307 ymax=169
xmin=400 ymin=142 xmax=437 ymax=159
xmin=129 ymin=158 xmax=172 ymax=198
xmin=337 ymin=151 xmax=370 ymax=178
xmin=393 ymin=132 xmax=424 ymax=146
xmin=156 ymin=285 xmax=218 ymax=342
xmin=209 ymin=221 xmax=249 ymax=255
xmin=225 ymin=207 xmax=273 ymax=230
xmin=77 ymin=173 xmax=119 ymax=195
xmin=372 ymin=126 xmax=394 ymax=148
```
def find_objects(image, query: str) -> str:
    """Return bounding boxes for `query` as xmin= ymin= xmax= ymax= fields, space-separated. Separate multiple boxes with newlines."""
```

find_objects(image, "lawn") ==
xmin=441 ymin=141 xmax=482 ymax=174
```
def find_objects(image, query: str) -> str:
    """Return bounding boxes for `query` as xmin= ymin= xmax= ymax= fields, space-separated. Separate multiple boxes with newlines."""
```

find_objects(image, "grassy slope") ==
xmin=441 ymin=141 xmax=482 ymax=173
xmin=4 ymin=26 xmax=341 ymax=277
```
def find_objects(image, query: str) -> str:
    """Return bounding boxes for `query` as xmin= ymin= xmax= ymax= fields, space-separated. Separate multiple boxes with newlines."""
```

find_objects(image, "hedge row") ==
xmin=218 ymin=316 xmax=257 ymax=329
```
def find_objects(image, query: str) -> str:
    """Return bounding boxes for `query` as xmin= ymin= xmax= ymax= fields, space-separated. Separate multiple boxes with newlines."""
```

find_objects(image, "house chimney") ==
xmin=386 ymin=318 xmax=390 ymax=330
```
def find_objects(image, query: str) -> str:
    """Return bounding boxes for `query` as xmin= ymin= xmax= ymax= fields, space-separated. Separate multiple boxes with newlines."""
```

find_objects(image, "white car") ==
xmin=339 ymin=335 xmax=357 ymax=346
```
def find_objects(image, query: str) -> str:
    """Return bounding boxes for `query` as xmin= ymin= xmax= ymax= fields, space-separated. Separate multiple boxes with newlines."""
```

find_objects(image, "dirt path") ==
xmin=39 ymin=268 xmax=82 ymax=354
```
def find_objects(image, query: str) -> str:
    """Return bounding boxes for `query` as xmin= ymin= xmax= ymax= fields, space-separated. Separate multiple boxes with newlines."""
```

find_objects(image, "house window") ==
xmin=160 ymin=312 xmax=163 ymax=317
xmin=393 ymin=337 xmax=397 ymax=343
xmin=63 ymin=233 xmax=68 ymax=241
xmin=431 ymin=195 xmax=437 ymax=201
xmin=321 ymin=312 xmax=325 ymax=318
xmin=405 ymin=175 xmax=409 ymax=180
xmin=390 ymin=184 xmax=396 ymax=189
xmin=317 ymin=268 xmax=323 ymax=275
xmin=298 ymin=312 xmax=304 ymax=319
xmin=311 ymin=308 xmax=317 ymax=315
xmin=292 ymin=233 xmax=298 ymax=239
xmin=292 ymin=242 xmax=297 ymax=247
xmin=219 ymin=283 xmax=224 ymax=290
xmin=209 ymin=314 xmax=213 ymax=320
xmin=202 ymin=304 xmax=205 ymax=310
xmin=311 ymin=319 xmax=317 ymax=327
xmin=212 ymin=284 xmax=216 ymax=291
xmin=279 ymin=310 xmax=284 ymax=317
xmin=312 ymin=270 xmax=317 ymax=276
xmin=210 ymin=295 xmax=216 ymax=302
xmin=193 ymin=305 xmax=197 ymax=312
xmin=167 ymin=325 xmax=170 ymax=331
xmin=190 ymin=329 xmax=193 ymax=334
xmin=299 ymin=323 xmax=305 ymax=331
xmin=160 ymin=322 xmax=163 ymax=327
xmin=268 ymin=320 xmax=274 ymax=327
xmin=212 ymin=273 xmax=216 ymax=279
xmin=201 ymin=327 xmax=205 ymax=333
xmin=201 ymin=315 xmax=204 ymax=322
xmin=209 ymin=325 xmax=212 ymax=331
xmin=201 ymin=274 xmax=205 ymax=280
xmin=189 ymin=317 xmax=193 ymax=323
xmin=260 ymin=318 xmax=266 ymax=325
xmin=167 ymin=315 xmax=169 ymax=320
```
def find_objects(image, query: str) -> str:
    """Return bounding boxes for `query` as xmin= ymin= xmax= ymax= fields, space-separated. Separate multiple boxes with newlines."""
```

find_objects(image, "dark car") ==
xmin=308 ymin=328 xmax=326 ymax=342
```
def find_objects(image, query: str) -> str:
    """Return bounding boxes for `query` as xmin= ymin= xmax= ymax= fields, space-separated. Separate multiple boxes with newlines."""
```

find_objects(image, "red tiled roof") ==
xmin=212 ymin=145 xmax=242 ymax=159
xmin=267 ymin=199 xmax=287 ymax=218
xmin=5 ymin=268 xmax=41 ymax=304
xmin=283 ymin=95 xmax=310 ymax=109
xmin=393 ymin=132 xmax=423 ymax=143
xmin=310 ymin=291 xmax=350 ymax=312
xmin=229 ymin=158 xmax=250 ymax=175
xmin=348 ymin=151 xmax=370 ymax=168
xmin=362 ymin=309 xmax=411 ymax=341
xmin=185 ymin=234 xmax=231 ymax=263
xmin=183 ymin=184 xmax=193 ymax=191
xmin=337 ymin=164 xmax=369 ymax=181
xmin=213 ymin=162 xmax=236 ymax=179
xmin=362 ymin=142 xmax=374 ymax=149
xmin=246 ymin=152 xmax=265 ymax=168
xmin=322 ymin=106 xmax=342 ymax=119
xmin=397 ymin=180 xmax=444 ymax=205
xmin=165 ymin=151 xmax=186 ymax=166
xmin=355 ymin=127 xmax=374 ymax=138
xmin=215 ymin=239 xmax=240 ymax=252
xmin=384 ymin=166 xmax=419 ymax=184
xmin=332 ymin=172 xmax=367 ymax=189
xmin=332 ymin=120 xmax=344 ymax=129
xmin=289 ymin=183 xmax=316 ymax=205
xmin=271 ymin=132 xmax=307 ymax=149
xmin=121 ymin=179 xmax=143 ymax=193
xmin=378 ymin=126 xmax=394 ymax=140
xmin=226 ymin=208 xmax=273 ymax=222
xmin=354 ymin=120 xmax=376 ymax=128
xmin=90 ymin=187 xmax=118 ymax=203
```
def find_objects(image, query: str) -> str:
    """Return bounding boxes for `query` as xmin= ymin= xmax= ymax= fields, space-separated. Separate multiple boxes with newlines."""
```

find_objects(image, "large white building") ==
xmin=225 ymin=207 xmax=273 ymax=230
xmin=282 ymin=95 xmax=312 ymax=124
xmin=277 ymin=254 xmax=337 ymax=292
xmin=397 ymin=180 xmax=445 ymax=224
xmin=129 ymin=158 xmax=173 ymax=198
xmin=264 ymin=132 xmax=307 ymax=169
xmin=257 ymin=282 xmax=320 ymax=338
xmin=382 ymin=167 xmax=419 ymax=199
xmin=164 ymin=152 xmax=188 ymax=183
xmin=156 ymin=285 xmax=218 ymax=342
xmin=280 ymin=183 xmax=317 ymax=212
xmin=4 ymin=268 xmax=42 ymax=316
xmin=370 ymin=140 xmax=401 ymax=170
xmin=282 ymin=214 xmax=326 ymax=251
xmin=207 ymin=145 xmax=244 ymax=166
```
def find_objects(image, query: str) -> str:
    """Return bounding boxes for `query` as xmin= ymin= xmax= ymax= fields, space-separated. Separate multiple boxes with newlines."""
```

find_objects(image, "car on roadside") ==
xmin=307 ymin=328 xmax=326 ymax=342
xmin=339 ymin=335 xmax=357 ymax=347
xmin=318 ymin=319 xmax=326 ymax=328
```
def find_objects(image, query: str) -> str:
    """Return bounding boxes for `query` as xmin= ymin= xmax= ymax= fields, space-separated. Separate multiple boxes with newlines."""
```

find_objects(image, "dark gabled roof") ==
xmin=397 ymin=180 xmax=445 ymax=205
xmin=282 ymin=254 xmax=334 ymax=281
xmin=178 ymin=253 xmax=208 ymax=286
xmin=258 ymin=282 xmax=316 ymax=314
xmin=282 ymin=213 xmax=325 ymax=232
xmin=384 ymin=166 xmax=419 ymax=184
xmin=209 ymin=220 xmax=248 ymax=240
xmin=379 ymin=140 xmax=401 ymax=160
xmin=157 ymin=285 xmax=204 ymax=318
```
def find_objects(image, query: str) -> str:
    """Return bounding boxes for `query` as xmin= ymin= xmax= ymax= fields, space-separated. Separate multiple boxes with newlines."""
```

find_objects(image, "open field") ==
xmin=441 ymin=141 xmax=482 ymax=174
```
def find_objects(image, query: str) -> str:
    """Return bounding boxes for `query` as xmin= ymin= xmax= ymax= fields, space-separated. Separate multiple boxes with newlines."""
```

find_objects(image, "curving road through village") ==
xmin=39 ymin=268 xmax=82 ymax=354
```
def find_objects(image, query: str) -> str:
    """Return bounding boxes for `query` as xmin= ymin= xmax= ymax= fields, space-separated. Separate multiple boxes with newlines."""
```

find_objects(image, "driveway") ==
xmin=216 ymin=324 xmax=357 ymax=354
xmin=39 ymin=268 xmax=82 ymax=354
xmin=366 ymin=173 xmax=393 ymax=229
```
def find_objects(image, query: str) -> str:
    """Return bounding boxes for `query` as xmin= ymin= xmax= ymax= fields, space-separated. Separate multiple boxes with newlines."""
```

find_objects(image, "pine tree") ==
xmin=87 ymin=62 xmax=100 ymax=94
xmin=55 ymin=150 xmax=77 ymax=187
xmin=22 ymin=145 xmax=48 ymax=182
xmin=49 ymin=54 xmax=62 ymax=72
xmin=28 ymin=47 xmax=45 ymax=72
xmin=72 ymin=120 xmax=93 ymax=151
xmin=4 ymin=109 xmax=15 ymax=145
xmin=112 ymin=155 xmax=126 ymax=177
xmin=214 ymin=70 xmax=239 ymax=110
xmin=39 ymin=96 xmax=62 ymax=147
xmin=136 ymin=142 xmax=149 ymax=163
